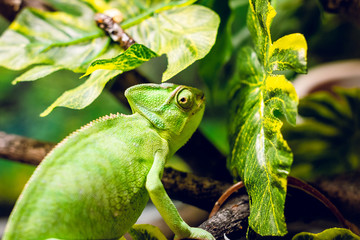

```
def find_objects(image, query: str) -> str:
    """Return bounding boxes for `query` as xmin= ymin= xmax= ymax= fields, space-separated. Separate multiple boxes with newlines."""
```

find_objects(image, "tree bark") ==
xmin=163 ymin=168 xmax=232 ymax=212
xmin=0 ymin=131 xmax=54 ymax=165
xmin=199 ymin=195 xmax=249 ymax=239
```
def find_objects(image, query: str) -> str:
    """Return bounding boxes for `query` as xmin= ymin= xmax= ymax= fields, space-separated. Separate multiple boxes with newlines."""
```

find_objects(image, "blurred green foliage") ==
xmin=285 ymin=88 xmax=360 ymax=181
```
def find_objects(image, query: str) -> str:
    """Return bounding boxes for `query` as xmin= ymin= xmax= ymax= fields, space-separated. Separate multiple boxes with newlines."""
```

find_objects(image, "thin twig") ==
xmin=209 ymin=181 xmax=244 ymax=218
xmin=94 ymin=13 xmax=135 ymax=50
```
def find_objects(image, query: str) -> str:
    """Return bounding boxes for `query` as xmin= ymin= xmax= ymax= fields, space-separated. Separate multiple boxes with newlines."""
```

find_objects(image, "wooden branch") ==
xmin=200 ymin=195 xmax=249 ymax=239
xmin=163 ymin=168 xmax=231 ymax=212
xmin=0 ymin=131 xmax=54 ymax=165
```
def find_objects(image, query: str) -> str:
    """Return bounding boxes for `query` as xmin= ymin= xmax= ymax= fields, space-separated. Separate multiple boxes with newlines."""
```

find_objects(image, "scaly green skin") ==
xmin=3 ymin=83 xmax=214 ymax=240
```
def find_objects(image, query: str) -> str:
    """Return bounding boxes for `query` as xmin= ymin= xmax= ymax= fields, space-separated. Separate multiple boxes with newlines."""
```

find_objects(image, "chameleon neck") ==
xmin=158 ymin=111 xmax=202 ymax=157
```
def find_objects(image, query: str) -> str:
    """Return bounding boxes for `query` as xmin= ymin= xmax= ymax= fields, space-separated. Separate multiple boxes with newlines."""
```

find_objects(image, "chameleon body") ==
xmin=3 ymin=83 xmax=214 ymax=240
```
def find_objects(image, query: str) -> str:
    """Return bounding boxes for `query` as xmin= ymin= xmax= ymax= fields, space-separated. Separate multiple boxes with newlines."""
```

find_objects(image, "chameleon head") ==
xmin=125 ymin=83 xmax=205 ymax=154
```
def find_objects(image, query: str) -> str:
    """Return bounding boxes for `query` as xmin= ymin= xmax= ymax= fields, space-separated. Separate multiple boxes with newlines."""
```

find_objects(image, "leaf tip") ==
xmin=40 ymin=106 xmax=54 ymax=117
xmin=81 ymin=70 xmax=92 ymax=79
xmin=80 ymin=74 xmax=87 ymax=79
xmin=161 ymin=77 xmax=169 ymax=83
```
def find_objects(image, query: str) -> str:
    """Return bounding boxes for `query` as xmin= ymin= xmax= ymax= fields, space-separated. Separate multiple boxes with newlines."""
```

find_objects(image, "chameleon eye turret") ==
xmin=176 ymin=88 xmax=194 ymax=110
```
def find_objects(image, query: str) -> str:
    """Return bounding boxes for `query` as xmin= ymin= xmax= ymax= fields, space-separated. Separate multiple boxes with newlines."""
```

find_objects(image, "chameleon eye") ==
xmin=176 ymin=88 xmax=194 ymax=110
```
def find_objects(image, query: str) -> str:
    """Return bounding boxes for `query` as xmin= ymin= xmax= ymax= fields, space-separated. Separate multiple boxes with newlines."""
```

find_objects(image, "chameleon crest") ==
xmin=3 ymin=83 xmax=213 ymax=240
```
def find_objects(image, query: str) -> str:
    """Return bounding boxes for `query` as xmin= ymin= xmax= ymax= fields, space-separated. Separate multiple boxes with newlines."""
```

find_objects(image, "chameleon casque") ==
xmin=3 ymin=83 xmax=214 ymax=240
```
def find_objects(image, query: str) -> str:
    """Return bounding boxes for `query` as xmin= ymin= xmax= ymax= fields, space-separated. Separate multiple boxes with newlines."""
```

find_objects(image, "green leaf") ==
xmin=86 ymin=1 xmax=219 ymax=82
xmin=39 ymin=43 xmax=156 ymax=116
xmin=108 ymin=0 xmax=198 ymax=28
xmin=269 ymin=33 xmax=307 ymax=73
xmin=128 ymin=224 xmax=167 ymax=240
xmin=0 ymin=3 xmax=106 ymax=72
xmin=40 ymin=69 xmax=121 ymax=117
xmin=227 ymin=0 xmax=307 ymax=236
xmin=285 ymin=88 xmax=360 ymax=179
xmin=246 ymin=0 xmax=275 ymax=63
xmin=292 ymin=228 xmax=360 ymax=240
xmin=12 ymin=65 xmax=63 ymax=84
xmin=126 ymin=4 xmax=220 ymax=81
xmin=0 ymin=0 xmax=219 ymax=113
xmin=246 ymin=0 xmax=307 ymax=71
xmin=228 ymin=47 xmax=298 ymax=236
xmin=83 ymin=43 xmax=158 ymax=77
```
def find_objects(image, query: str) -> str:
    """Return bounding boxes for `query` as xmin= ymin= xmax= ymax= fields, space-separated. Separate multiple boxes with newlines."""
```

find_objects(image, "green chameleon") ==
xmin=3 ymin=83 xmax=214 ymax=240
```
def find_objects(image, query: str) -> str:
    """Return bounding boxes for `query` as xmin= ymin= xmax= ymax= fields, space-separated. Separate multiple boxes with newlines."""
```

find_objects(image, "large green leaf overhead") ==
xmin=83 ymin=44 xmax=158 ymax=77
xmin=227 ymin=0 xmax=307 ymax=236
xmin=0 ymin=0 xmax=219 ymax=115
xmin=125 ymin=4 xmax=219 ymax=81
xmin=0 ymin=2 xmax=105 ymax=72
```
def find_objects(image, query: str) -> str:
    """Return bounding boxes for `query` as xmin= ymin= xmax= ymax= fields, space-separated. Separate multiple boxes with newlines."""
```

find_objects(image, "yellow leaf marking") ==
xmin=271 ymin=33 xmax=307 ymax=53
xmin=266 ymin=75 xmax=299 ymax=103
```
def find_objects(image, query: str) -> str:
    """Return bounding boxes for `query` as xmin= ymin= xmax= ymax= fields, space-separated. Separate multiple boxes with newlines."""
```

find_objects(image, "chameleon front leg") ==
xmin=146 ymin=149 xmax=215 ymax=240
